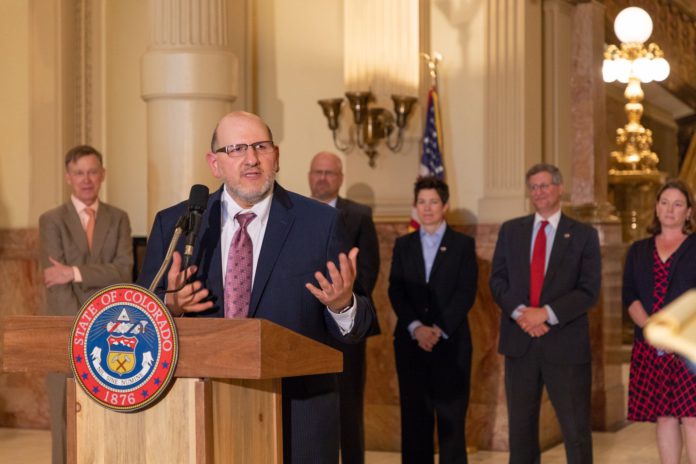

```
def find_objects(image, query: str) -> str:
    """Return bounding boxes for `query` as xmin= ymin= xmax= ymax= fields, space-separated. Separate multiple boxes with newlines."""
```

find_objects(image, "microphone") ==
xmin=182 ymin=184 xmax=209 ymax=270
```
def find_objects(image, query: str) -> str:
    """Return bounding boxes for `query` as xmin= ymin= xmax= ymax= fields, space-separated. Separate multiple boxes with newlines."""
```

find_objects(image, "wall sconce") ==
xmin=318 ymin=92 xmax=418 ymax=167
xmin=602 ymin=6 xmax=670 ymax=173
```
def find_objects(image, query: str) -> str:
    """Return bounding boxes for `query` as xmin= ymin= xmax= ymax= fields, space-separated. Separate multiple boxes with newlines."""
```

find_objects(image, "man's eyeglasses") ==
xmin=215 ymin=141 xmax=275 ymax=157
xmin=527 ymin=183 xmax=555 ymax=193
xmin=310 ymin=170 xmax=340 ymax=178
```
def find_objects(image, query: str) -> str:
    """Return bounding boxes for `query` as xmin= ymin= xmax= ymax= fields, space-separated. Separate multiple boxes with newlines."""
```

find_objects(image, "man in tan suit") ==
xmin=39 ymin=145 xmax=133 ymax=464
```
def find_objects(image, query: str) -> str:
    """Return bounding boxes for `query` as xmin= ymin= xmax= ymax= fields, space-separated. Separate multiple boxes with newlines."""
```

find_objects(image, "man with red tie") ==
xmin=489 ymin=163 xmax=601 ymax=464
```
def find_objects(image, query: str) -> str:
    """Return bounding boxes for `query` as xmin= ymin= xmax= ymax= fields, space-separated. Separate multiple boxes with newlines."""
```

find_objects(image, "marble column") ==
xmin=478 ymin=0 xmax=543 ymax=223
xmin=564 ymin=0 xmax=625 ymax=432
xmin=141 ymin=0 xmax=238 ymax=224
xmin=543 ymin=0 xmax=574 ymax=183
xmin=341 ymin=0 xmax=424 ymax=217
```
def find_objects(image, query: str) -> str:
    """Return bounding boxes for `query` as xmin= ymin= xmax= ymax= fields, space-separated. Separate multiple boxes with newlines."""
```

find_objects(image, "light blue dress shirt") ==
xmin=421 ymin=221 xmax=447 ymax=283
xmin=408 ymin=221 xmax=448 ymax=338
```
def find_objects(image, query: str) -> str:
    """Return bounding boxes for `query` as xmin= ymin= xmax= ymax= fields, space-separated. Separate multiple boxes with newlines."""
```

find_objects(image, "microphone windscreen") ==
xmin=188 ymin=185 xmax=209 ymax=212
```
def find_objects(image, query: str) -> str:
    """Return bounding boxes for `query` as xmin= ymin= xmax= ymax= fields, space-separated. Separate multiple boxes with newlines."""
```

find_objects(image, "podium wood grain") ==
xmin=213 ymin=379 xmax=282 ymax=463
xmin=1 ymin=316 xmax=342 ymax=377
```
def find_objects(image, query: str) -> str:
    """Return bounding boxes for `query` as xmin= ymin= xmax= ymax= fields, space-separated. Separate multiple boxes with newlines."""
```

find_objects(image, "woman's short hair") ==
xmin=414 ymin=176 xmax=449 ymax=205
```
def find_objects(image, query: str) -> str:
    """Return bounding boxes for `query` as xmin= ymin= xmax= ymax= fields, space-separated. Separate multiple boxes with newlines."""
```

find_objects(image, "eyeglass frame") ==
xmin=309 ymin=169 xmax=341 ymax=178
xmin=526 ymin=182 xmax=559 ymax=193
xmin=214 ymin=140 xmax=276 ymax=157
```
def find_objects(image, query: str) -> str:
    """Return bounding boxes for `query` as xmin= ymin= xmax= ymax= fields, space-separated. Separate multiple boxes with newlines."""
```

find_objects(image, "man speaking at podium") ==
xmin=138 ymin=111 xmax=375 ymax=463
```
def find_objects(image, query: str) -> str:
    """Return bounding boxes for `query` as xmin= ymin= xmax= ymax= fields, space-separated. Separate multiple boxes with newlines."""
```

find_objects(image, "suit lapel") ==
xmin=90 ymin=205 xmax=110 ymax=259
xmin=336 ymin=197 xmax=350 ymax=224
xmin=202 ymin=190 xmax=223 ymax=309
xmin=542 ymin=214 xmax=572 ymax=294
xmin=64 ymin=203 xmax=89 ymax=255
xmin=249 ymin=186 xmax=295 ymax=316
xmin=428 ymin=227 xmax=451 ymax=283
xmin=519 ymin=215 xmax=534 ymax=292
xmin=409 ymin=232 xmax=427 ymax=284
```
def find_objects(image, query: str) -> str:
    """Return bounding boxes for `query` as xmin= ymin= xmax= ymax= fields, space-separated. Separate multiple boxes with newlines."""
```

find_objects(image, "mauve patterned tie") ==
xmin=224 ymin=212 xmax=256 ymax=318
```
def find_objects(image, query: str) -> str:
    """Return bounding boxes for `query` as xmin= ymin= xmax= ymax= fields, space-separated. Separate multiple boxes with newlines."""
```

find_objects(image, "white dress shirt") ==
xmin=220 ymin=186 xmax=356 ymax=333
xmin=511 ymin=209 xmax=561 ymax=325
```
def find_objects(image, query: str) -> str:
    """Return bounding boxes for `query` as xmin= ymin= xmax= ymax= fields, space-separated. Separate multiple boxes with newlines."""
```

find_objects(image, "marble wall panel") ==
xmin=1 ymin=222 xmax=627 ymax=452
xmin=366 ymin=220 xmax=625 ymax=452
xmin=0 ymin=228 xmax=49 ymax=429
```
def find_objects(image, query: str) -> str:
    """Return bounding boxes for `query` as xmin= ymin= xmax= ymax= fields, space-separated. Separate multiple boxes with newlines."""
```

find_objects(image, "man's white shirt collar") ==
xmin=71 ymin=195 xmax=100 ymax=215
xmin=534 ymin=209 xmax=561 ymax=230
xmin=221 ymin=185 xmax=273 ymax=225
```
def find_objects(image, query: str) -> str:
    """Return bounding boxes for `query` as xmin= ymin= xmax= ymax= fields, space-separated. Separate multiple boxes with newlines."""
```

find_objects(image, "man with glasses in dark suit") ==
xmin=489 ymin=163 xmax=601 ymax=464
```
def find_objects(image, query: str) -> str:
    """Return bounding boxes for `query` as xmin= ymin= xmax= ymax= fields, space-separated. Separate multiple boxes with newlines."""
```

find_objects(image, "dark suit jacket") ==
xmin=137 ymin=183 xmax=375 ymax=461
xmin=489 ymin=213 xmax=601 ymax=365
xmin=388 ymin=226 xmax=478 ymax=367
xmin=336 ymin=196 xmax=381 ymax=336
xmin=39 ymin=201 xmax=133 ymax=315
xmin=623 ymin=234 xmax=696 ymax=342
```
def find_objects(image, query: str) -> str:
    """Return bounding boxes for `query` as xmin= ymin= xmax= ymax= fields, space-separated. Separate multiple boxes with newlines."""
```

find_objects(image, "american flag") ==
xmin=410 ymin=87 xmax=445 ymax=231
xmin=419 ymin=88 xmax=444 ymax=179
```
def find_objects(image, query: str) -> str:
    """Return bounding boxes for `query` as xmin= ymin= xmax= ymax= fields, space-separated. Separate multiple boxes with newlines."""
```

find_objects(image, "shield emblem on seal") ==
xmin=106 ymin=336 xmax=138 ymax=374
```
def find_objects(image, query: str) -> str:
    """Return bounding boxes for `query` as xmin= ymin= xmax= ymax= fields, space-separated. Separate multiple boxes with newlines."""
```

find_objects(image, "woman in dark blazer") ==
xmin=623 ymin=179 xmax=696 ymax=464
xmin=389 ymin=177 xmax=478 ymax=464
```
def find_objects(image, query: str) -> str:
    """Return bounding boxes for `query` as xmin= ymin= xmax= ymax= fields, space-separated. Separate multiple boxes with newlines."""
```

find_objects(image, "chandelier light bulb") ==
xmin=633 ymin=57 xmax=653 ymax=83
xmin=614 ymin=7 xmax=653 ymax=44
xmin=615 ymin=58 xmax=632 ymax=82
xmin=651 ymin=57 xmax=670 ymax=82
xmin=602 ymin=59 xmax=617 ymax=82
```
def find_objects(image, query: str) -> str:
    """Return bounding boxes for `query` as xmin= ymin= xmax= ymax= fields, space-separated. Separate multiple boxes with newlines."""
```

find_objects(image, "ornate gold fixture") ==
xmin=318 ymin=92 xmax=418 ymax=167
xmin=603 ymin=6 xmax=670 ymax=243
xmin=602 ymin=6 xmax=670 ymax=174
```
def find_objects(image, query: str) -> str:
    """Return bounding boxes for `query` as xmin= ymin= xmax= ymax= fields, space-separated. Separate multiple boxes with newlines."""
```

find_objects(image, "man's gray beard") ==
xmin=228 ymin=173 xmax=275 ymax=206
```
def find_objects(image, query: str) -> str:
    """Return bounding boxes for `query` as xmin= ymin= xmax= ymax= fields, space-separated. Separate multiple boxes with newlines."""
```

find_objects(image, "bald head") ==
xmin=211 ymin=111 xmax=273 ymax=152
xmin=206 ymin=111 xmax=279 ymax=208
xmin=308 ymin=151 xmax=344 ymax=202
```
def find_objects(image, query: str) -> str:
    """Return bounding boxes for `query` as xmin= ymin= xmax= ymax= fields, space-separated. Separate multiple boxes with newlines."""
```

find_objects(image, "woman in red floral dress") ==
xmin=623 ymin=180 xmax=696 ymax=464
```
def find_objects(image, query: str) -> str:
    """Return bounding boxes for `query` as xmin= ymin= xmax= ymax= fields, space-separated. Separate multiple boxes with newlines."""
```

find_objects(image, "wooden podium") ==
xmin=2 ymin=316 xmax=342 ymax=463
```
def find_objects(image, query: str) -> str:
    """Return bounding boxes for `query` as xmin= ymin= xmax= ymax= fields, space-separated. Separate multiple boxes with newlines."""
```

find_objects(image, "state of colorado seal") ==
xmin=70 ymin=284 xmax=178 ymax=412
